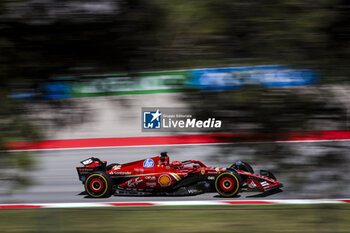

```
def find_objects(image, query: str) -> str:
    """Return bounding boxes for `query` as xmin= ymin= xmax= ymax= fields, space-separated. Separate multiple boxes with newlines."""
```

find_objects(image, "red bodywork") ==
xmin=77 ymin=156 xmax=282 ymax=193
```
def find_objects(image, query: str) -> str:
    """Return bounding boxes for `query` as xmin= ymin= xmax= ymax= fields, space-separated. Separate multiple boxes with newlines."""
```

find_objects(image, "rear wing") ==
xmin=76 ymin=167 xmax=95 ymax=183
xmin=76 ymin=157 xmax=107 ymax=183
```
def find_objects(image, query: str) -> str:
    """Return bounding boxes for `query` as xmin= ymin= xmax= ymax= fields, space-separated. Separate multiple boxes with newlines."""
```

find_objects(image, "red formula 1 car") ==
xmin=76 ymin=152 xmax=283 ymax=198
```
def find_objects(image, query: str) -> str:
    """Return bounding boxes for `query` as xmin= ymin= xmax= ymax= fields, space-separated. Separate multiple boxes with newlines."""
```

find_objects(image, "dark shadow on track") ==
xmin=213 ymin=195 xmax=242 ymax=198
xmin=246 ymin=189 xmax=283 ymax=198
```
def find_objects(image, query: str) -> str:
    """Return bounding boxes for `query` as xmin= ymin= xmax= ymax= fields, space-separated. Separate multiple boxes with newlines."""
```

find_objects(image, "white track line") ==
xmin=0 ymin=199 xmax=349 ymax=209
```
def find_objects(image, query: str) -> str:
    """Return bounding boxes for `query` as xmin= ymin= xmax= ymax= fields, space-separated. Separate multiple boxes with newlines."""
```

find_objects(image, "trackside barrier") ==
xmin=10 ymin=65 xmax=318 ymax=99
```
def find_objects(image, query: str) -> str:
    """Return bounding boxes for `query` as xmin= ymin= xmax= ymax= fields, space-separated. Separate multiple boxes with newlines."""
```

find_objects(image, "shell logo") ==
xmin=158 ymin=174 xmax=171 ymax=186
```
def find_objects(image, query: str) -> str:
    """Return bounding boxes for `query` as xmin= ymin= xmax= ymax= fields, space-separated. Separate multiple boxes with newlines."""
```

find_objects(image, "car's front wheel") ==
xmin=215 ymin=170 xmax=242 ymax=197
xmin=85 ymin=171 xmax=112 ymax=198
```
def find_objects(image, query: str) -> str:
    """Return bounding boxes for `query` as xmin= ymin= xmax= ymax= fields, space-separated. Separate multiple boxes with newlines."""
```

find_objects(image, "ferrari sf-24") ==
xmin=76 ymin=152 xmax=283 ymax=198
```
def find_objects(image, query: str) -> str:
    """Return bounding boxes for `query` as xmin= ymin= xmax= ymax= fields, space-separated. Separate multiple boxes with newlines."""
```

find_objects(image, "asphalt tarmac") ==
xmin=1 ymin=142 xmax=349 ymax=204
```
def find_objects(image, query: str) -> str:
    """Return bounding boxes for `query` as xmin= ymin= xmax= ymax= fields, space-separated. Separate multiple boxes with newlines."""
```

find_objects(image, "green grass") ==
xmin=0 ymin=205 xmax=349 ymax=233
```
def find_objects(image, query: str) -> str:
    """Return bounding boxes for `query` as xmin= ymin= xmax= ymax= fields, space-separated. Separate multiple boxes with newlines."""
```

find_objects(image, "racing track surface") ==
xmin=1 ymin=142 xmax=349 ymax=204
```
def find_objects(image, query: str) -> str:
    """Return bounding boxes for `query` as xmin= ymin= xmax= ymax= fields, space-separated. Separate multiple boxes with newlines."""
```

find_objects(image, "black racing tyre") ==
xmin=231 ymin=161 xmax=254 ymax=173
xmin=215 ymin=170 xmax=242 ymax=197
xmin=85 ymin=171 xmax=113 ymax=198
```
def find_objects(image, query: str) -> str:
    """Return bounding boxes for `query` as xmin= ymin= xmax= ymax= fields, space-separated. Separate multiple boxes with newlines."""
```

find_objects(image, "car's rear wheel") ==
xmin=215 ymin=171 xmax=242 ymax=197
xmin=85 ymin=171 xmax=112 ymax=198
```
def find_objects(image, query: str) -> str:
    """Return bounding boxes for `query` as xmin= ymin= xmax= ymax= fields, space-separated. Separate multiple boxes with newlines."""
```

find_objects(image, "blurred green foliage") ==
xmin=0 ymin=94 xmax=39 ymax=193
xmin=0 ymin=205 xmax=349 ymax=233
xmin=1 ymin=0 xmax=350 ymax=78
